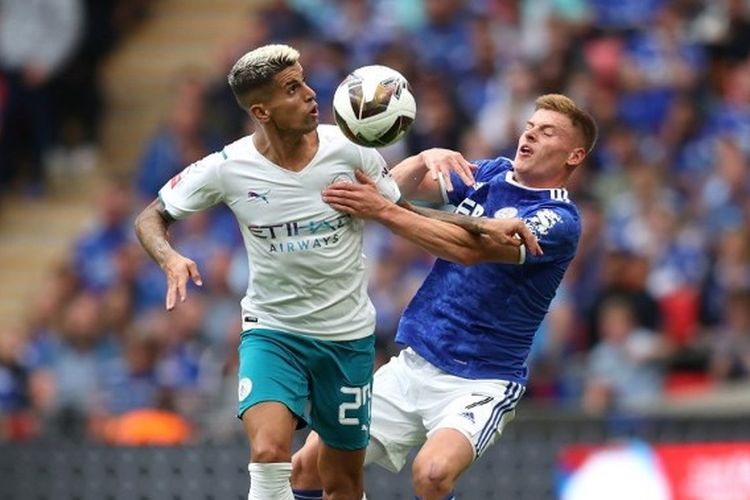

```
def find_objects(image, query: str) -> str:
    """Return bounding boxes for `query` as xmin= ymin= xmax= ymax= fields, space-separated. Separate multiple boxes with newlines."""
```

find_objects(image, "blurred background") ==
xmin=1 ymin=0 xmax=750 ymax=498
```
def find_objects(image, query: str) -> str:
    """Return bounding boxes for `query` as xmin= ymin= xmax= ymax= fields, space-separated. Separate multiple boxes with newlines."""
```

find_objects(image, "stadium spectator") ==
xmin=708 ymin=289 xmax=750 ymax=381
xmin=583 ymin=297 xmax=668 ymax=414
xmin=135 ymin=71 xmax=222 ymax=203
xmin=0 ymin=0 xmax=83 ymax=196
xmin=72 ymin=178 xmax=134 ymax=292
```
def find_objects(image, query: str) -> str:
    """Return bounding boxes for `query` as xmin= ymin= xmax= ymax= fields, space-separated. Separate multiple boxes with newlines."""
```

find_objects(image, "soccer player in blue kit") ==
xmin=291 ymin=94 xmax=598 ymax=500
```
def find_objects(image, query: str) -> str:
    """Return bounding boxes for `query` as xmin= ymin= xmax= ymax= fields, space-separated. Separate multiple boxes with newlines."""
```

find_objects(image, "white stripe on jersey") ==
xmin=550 ymin=188 xmax=570 ymax=202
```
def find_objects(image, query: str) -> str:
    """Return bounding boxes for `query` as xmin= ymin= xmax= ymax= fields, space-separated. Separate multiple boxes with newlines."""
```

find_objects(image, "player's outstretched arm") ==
xmin=134 ymin=199 xmax=203 ymax=311
xmin=390 ymin=148 xmax=476 ymax=202
xmin=323 ymin=171 xmax=531 ymax=265
xmin=402 ymin=202 xmax=542 ymax=256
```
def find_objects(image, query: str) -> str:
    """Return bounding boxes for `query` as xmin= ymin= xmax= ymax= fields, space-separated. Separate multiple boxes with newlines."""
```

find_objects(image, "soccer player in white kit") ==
xmin=134 ymin=44 xmax=404 ymax=500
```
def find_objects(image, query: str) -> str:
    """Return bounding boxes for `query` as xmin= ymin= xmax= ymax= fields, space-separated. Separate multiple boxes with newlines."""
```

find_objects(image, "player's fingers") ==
xmin=323 ymin=193 xmax=355 ymax=208
xmin=516 ymin=223 xmax=543 ymax=255
xmin=428 ymin=160 xmax=439 ymax=180
xmin=177 ymin=272 xmax=188 ymax=304
xmin=329 ymin=199 xmax=363 ymax=216
xmin=354 ymin=169 xmax=375 ymax=185
xmin=438 ymin=171 xmax=454 ymax=192
xmin=323 ymin=187 xmax=361 ymax=201
xmin=166 ymin=279 xmax=176 ymax=311
xmin=452 ymin=157 xmax=475 ymax=186
xmin=504 ymin=235 xmax=522 ymax=247
xmin=188 ymin=261 xmax=203 ymax=286
xmin=322 ymin=186 xmax=351 ymax=198
xmin=326 ymin=201 xmax=352 ymax=213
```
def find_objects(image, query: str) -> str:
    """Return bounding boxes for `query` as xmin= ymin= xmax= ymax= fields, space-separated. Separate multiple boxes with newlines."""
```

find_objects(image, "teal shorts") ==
xmin=237 ymin=328 xmax=375 ymax=451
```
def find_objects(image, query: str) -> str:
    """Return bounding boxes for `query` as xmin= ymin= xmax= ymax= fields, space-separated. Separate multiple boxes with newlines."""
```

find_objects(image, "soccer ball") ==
xmin=333 ymin=65 xmax=416 ymax=148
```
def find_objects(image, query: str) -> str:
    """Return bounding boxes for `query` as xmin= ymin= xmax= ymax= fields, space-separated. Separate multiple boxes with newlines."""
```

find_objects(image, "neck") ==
xmin=513 ymin=170 xmax=567 ymax=189
xmin=253 ymin=127 xmax=318 ymax=171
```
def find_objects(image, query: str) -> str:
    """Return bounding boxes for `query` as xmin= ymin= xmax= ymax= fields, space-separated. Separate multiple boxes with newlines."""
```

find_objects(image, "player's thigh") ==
xmin=425 ymin=378 xmax=526 ymax=460
xmin=308 ymin=335 xmax=375 ymax=451
xmin=237 ymin=329 xmax=310 ymax=427
xmin=368 ymin=349 xmax=426 ymax=472
xmin=242 ymin=401 xmax=298 ymax=461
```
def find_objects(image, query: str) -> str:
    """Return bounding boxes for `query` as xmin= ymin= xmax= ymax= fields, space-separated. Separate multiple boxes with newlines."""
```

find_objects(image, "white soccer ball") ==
xmin=332 ymin=65 xmax=416 ymax=148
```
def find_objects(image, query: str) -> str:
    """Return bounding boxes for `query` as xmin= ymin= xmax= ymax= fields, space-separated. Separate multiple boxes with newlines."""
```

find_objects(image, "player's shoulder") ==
xmin=318 ymin=124 xmax=384 ymax=165
xmin=219 ymin=136 xmax=255 ymax=161
xmin=317 ymin=124 xmax=358 ymax=152
xmin=474 ymin=156 xmax=514 ymax=182
xmin=525 ymin=199 xmax=581 ymax=238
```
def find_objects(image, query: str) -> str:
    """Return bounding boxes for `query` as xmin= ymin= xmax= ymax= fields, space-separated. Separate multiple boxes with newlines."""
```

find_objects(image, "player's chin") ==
xmin=298 ymin=117 xmax=318 ymax=133
xmin=306 ymin=113 xmax=319 ymax=126
xmin=513 ymin=156 xmax=532 ymax=172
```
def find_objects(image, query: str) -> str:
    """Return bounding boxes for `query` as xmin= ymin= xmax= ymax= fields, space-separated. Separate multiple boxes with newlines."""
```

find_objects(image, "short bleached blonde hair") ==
xmin=535 ymin=94 xmax=598 ymax=153
xmin=227 ymin=44 xmax=300 ymax=106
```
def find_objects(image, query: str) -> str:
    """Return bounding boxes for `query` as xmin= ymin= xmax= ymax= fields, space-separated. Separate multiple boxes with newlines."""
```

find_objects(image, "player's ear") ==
xmin=566 ymin=147 xmax=586 ymax=168
xmin=249 ymin=103 xmax=270 ymax=123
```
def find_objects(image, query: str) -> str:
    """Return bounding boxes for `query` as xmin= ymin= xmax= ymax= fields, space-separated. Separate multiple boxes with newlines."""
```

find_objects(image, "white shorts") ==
xmin=368 ymin=347 xmax=525 ymax=473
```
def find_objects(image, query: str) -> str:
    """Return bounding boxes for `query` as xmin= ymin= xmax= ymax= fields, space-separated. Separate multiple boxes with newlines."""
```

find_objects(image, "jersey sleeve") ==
xmin=359 ymin=146 xmax=401 ymax=203
xmin=522 ymin=204 xmax=580 ymax=265
xmin=446 ymin=157 xmax=513 ymax=205
xmin=158 ymin=152 xmax=225 ymax=219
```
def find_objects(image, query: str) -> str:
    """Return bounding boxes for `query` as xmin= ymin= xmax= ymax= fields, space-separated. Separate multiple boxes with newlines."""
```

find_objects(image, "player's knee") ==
xmin=251 ymin=440 xmax=292 ymax=463
xmin=291 ymin=447 xmax=320 ymax=488
xmin=412 ymin=457 xmax=454 ymax=499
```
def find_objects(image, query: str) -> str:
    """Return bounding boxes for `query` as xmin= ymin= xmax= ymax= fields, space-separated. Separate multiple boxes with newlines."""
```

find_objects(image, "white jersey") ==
xmin=159 ymin=125 xmax=400 ymax=341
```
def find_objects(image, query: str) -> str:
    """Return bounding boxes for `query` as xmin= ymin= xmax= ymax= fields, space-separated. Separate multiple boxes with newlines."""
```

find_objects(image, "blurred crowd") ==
xmin=2 ymin=0 xmax=750 ymax=444
xmin=0 ymin=0 xmax=151 ymax=198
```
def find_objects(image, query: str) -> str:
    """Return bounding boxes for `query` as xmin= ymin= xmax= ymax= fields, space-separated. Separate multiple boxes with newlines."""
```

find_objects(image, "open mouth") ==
xmin=309 ymin=104 xmax=319 ymax=117
xmin=519 ymin=145 xmax=533 ymax=157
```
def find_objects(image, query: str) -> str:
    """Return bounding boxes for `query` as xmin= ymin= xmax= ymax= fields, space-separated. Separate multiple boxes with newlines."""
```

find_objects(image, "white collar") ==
xmin=504 ymin=170 xmax=564 ymax=192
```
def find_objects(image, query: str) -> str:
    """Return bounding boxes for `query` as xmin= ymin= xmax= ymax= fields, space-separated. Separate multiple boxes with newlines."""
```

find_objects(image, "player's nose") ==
xmin=303 ymin=82 xmax=317 ymax=100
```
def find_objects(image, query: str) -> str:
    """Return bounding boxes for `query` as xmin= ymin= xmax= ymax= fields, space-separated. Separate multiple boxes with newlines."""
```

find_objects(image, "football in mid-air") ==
xmin=333 ymin=65 xmax=416 ymax=148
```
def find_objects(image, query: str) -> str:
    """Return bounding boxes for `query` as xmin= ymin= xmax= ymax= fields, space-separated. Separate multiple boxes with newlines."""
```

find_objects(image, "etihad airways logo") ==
xmin=249 ymin=213 xmax=351 ymax=240
xmin=250 ymin=213 xmax=353 ymax=254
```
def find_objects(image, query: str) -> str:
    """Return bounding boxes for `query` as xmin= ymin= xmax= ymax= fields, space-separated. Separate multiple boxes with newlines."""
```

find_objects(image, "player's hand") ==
xmin=322 ymin=170 xmax=390 ymax=219
xmin=161 ymin=252 xmax=203 ymax=311
xmin=419 ymin=148 xmax=477 ymax=191
xmin=482 ymin=218 xmax=543 ymax=256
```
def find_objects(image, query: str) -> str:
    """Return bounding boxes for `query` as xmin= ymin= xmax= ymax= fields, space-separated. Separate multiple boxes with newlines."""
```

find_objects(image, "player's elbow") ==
xmin=134 ymin=205 xmax=163 ymax=241
xmin=133 ymin=210 xmax=147 ymax=236
xmin=134 ymin=207 xmax=153 ymax=232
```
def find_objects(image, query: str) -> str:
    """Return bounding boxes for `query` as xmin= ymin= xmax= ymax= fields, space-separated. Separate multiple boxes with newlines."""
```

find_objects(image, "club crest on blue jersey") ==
xmin=247 ymin=189 xmax=270 ymax=203
xmin=494 ymin=207 xmax=518 ymax=219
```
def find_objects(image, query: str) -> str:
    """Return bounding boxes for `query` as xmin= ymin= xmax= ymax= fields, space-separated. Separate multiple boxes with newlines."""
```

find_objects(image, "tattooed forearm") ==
xmin=134 ymin=199 xmax=176 ymax=267
xmin=399 ymin=200 xmax=487 ymax=235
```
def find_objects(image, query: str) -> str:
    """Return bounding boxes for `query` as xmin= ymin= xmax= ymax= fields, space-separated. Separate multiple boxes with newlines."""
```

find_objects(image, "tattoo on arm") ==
xmin=134 ymin=198 xmax=176 ymax=267
xmin=399 ymin=200 xmax=486 ymax=235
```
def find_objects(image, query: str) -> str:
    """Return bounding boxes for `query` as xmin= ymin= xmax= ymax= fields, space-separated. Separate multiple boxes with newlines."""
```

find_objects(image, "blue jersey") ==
xmin=395 ymin=157 xmax=580 ymax=384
